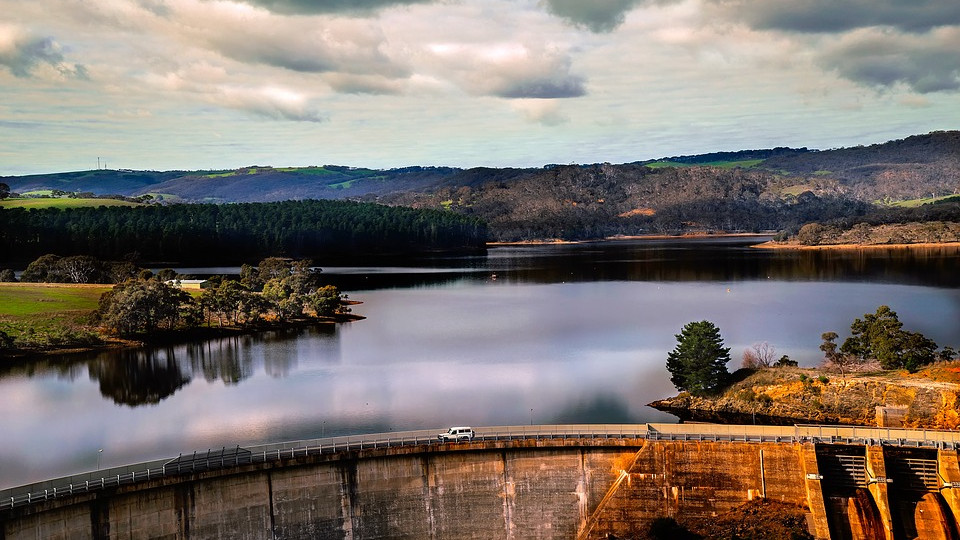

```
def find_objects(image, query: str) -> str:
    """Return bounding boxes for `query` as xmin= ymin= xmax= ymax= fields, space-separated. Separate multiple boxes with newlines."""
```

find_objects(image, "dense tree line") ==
xmin=0 ymin=199 xmax=487 ymax=265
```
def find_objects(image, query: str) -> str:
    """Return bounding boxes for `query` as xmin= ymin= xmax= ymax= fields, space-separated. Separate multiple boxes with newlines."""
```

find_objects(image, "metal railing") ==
xmin=3 ymin=423 xmax=958 ymax=512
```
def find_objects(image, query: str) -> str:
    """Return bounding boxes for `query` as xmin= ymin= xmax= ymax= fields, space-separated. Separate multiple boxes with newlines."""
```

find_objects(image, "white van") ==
xmin=438 ymin=426 xmax=475 ymax=442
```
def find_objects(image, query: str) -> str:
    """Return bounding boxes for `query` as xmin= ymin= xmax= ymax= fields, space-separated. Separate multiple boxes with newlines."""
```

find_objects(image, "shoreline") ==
xmin=753 ymin=240 xmax=960 ymax=250
xmin=488 ymin=232 xmax=774 ymax=246
xmin=0 ymin=313 xmax=365 ymax=362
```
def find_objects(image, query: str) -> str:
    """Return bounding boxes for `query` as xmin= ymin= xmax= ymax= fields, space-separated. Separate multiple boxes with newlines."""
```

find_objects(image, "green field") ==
xmin=643 ymin=161 xmax=686 ymax=169
xmin=0 ymin=283 xmax=112 ymax=349
xmin=0 ymin=198 xmax=142 ymax=210
xmin=0 ymin=283 xmax=110 ymax=317
xmin=276 ymin=166 xmax=335 ymax=176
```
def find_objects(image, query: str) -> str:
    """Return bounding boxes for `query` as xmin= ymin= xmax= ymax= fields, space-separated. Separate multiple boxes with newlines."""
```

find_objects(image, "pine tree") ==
xmin=666 ymin=320 xmax=731 ymax=396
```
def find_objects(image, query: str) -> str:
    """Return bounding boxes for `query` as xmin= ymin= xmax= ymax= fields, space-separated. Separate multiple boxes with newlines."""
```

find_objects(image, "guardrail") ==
xmin=2 ymin=423 xmax=958 ymax=512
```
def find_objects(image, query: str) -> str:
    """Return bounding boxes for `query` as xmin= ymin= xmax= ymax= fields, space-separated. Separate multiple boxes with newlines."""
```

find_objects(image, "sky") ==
xmin=1 ymin=0 xmax=959 ymax=175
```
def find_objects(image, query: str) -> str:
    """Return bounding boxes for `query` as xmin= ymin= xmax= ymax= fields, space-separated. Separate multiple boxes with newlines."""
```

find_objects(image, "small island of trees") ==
xmin=0 ymin=256 xmax=355 ymax=355
xmin=96 ymin=257 xmax=353 ymax=338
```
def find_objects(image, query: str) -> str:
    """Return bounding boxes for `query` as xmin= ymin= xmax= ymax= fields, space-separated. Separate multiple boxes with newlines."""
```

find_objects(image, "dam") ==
xmin=4 ymin=424 xmax=960 ymax=539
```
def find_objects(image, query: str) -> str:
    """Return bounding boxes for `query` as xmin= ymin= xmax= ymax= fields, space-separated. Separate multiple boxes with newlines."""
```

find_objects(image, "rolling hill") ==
xmin=3 ymin=130 xmax=959 ymax=241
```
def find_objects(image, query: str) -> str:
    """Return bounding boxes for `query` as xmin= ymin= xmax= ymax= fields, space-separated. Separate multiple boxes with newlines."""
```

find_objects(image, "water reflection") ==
xmin=321 ymin=239 xmax=960 ymax=290
xmin=551 ymin=395 xmax=636 ymax=424
xmin=1 ymin=326 xmax=339 ymax=407
xmin=89 ymin=349 xmax=191 ymax=406
xmin=2 ymin=240 xmax=959 ymax=488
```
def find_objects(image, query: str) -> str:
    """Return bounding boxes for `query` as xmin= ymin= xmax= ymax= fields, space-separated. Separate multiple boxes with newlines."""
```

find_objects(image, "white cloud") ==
xmin=142 ymin=65 xmax=324 ymax=121
xmin=423 ymin=41 xmax=585 ymax=98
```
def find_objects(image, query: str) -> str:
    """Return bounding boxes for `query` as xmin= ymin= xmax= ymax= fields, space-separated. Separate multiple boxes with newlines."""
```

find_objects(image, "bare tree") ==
xmin=742 ymin=342 xmax=776 ymax=368
xmin=58 ymin=255 xmax=102 ymax=284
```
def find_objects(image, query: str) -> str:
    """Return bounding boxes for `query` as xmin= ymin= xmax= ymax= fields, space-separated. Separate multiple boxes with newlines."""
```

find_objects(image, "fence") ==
xmin=3 ymin=423 xmax=958 ymax=512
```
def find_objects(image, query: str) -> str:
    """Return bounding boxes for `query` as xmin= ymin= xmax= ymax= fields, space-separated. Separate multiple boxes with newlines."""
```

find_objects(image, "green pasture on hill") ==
xmin=275 ymin=166 xmax=335 ymax=176
xmin=0 ymin=198 xmax=142 ymax=210
xmin=643 ymin=161 xmax=686 ymax=169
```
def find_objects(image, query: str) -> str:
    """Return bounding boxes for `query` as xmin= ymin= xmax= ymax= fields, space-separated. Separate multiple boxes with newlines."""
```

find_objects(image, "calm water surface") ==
xmin=2 ymin=238 xmax=959 ymax=488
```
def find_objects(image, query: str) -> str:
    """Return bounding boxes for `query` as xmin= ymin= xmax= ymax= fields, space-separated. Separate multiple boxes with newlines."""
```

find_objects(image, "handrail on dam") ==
xmin=4 ymin=422 xmax=960 ymax=512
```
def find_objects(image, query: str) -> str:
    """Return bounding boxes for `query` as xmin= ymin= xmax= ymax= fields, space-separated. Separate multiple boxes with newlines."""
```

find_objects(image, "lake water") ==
xmin=2 ymin=238 xmax=959 ymax=488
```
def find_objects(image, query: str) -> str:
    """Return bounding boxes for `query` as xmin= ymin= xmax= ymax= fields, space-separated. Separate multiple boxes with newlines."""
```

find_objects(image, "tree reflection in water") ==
xmin=186 ymin=337 xmax=254 ymax=385
xmin=80 ymin=327 xmax=333 ymax=406
xmin=88 ymin=348 xmax=191 ymax=406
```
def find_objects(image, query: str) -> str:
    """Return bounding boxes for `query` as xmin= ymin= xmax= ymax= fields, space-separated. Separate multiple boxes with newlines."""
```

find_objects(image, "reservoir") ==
xmin=1 ymin=238 xmax=959 ymax=488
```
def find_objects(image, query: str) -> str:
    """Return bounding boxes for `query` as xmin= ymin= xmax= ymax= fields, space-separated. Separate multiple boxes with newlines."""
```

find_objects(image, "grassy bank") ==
xmin=0 ymin=283 xmax=111 ymax=352
xmin=0 ymin=282 xmax=361 ymax=357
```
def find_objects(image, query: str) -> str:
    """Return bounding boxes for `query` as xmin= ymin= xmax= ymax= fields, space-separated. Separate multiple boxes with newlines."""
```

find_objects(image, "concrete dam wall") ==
xmin=5 ymin=426 xmax=960 ymax=539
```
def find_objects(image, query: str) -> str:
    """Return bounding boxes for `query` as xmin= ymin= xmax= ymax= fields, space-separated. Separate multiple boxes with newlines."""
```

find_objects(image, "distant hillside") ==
xmin=762 ymin=131 xmax=960 ymax=201
xmin=370 ymin=163 xmax=877 ymax=240
xmin=371 ymin=131 xmax=960 ymax=240
xmin=1 ymin=166 xmax=459 ymax=203
xmin=1 ymin=169 xmax=184 ymax=195
xmin=3 ymin=130 xmax=959 ymax=241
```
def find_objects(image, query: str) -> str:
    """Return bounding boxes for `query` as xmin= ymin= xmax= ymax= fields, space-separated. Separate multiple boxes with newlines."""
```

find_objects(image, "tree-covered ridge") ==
xmin=379 ymin=163 xmax=879 ymax=240
xmin=0 ymin=199 xmax=487 ymax=265
xmin=3 ymin=130 xmax=959 ymax=242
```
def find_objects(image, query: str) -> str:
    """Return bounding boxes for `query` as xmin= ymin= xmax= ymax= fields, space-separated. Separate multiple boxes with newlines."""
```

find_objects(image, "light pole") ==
xmin=97 ymin=449 xmax=103 ymax=471
xmin=321 ymin=421 xmax=326 ymax=438
xmin=530 ymin=408 xmax=534 ymax=426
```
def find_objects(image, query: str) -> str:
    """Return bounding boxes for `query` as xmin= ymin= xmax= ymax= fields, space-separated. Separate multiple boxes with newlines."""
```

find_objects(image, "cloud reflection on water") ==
xmin=1 ymin=241 xmax=959 ymax=488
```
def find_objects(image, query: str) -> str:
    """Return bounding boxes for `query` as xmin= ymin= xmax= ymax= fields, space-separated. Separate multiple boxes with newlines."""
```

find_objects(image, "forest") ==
xmin=0 ymin=199 xmax=487 ymax=266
